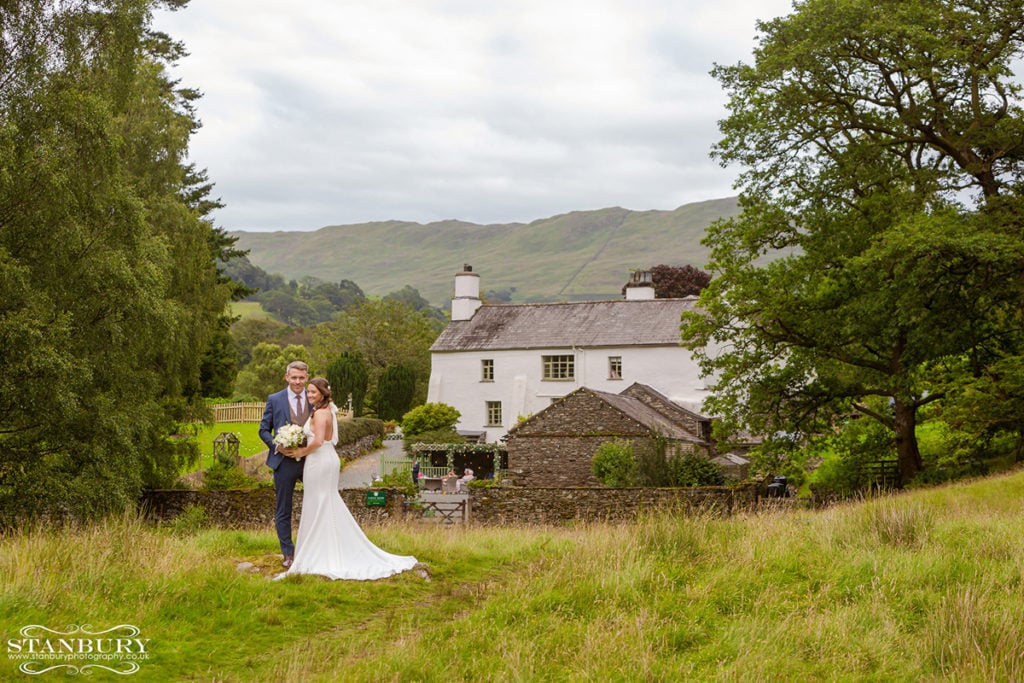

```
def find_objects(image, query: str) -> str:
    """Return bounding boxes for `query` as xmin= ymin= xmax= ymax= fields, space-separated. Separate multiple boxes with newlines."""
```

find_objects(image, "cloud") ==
xmin=156 ymin=0 xmax=792 ymax=230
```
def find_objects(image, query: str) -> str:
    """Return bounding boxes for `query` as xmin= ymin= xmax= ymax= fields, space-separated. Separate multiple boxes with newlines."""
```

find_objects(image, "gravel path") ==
xmin=338 ymin=437 xmax=405 ymax=489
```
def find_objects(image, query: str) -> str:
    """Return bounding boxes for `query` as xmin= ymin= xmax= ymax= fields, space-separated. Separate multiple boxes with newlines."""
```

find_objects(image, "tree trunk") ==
xmin=893 ymin=400 xmax=923 ymax=485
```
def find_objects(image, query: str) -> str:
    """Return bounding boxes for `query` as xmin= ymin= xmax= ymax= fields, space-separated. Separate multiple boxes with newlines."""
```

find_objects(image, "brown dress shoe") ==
xmin=282 ymin=555 xmax=294 ymax=568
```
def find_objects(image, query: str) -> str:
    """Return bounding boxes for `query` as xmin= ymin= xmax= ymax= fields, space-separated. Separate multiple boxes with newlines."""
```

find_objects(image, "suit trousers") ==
xmin=273 ymin=456 xmax=305 ymax=556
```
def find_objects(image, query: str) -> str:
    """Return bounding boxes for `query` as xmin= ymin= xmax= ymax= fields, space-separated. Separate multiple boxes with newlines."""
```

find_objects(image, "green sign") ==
xmin=366 ymin=490 xmax=386 ymax=507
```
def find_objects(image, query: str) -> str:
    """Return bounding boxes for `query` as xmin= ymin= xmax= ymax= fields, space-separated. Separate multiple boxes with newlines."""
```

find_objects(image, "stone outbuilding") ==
xmin=710 ymin=452 xmax=751 ymax=480
xmin=505 ymin=383 xmax=713 ymax=487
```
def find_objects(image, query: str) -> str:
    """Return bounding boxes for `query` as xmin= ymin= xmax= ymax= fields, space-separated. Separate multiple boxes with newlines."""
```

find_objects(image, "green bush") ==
xmin=808 ymin=417 xmax=896 ymax=494
xmin=168 ymin=503 xmax=208 ymax=535
xmin=374 ymin=470 xmax=418 ymax=497
xmin=401 ymin=403 xmax=460 ymax=437
xmin=202 ymin=462 xmax=259 ymax=490
xmin=592 ymin=440 xmax=638 ymax=487
xmin=665 ymin=451 xmax=726 ymax=486
xmin=336 ymin=417 xmax=385 ymax=446
xmin=403 ymin=428 xmax=466 ymax=453
xmin=204 ymin=396 xmax=259 ymax=405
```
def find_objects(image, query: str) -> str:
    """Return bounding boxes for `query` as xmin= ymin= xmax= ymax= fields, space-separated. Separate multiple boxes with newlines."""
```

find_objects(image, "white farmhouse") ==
xmin=427 ymin=266 xmax=713 ymax=442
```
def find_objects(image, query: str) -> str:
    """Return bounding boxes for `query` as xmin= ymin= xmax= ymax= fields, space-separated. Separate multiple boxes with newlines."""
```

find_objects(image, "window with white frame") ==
xmin=481 ymin=358 xmax=494 ymax=381
xmin=542 ymin=354 xmax=574 ymax=380
xmin=608 ymin=356 xmax=622 ymax=380
xmin=485 ymin=401 xmax=502 ymax=426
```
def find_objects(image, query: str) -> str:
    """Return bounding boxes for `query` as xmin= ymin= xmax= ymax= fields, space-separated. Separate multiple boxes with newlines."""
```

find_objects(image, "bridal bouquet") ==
xmin=273 ymin=424 xmax=306 ymax=449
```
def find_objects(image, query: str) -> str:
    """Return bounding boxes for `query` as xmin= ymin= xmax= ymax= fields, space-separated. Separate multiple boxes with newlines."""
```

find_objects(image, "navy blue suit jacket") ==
xmin=260 ymin=388 xmax=306 ymax=471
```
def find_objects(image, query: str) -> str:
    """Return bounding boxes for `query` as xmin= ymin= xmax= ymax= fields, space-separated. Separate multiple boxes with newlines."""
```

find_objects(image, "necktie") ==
xmin=295 ymin=395 xmax=302 ymax=414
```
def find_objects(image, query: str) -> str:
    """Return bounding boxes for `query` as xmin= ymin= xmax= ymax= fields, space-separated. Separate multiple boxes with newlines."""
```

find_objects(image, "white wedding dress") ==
xmin=282 ymin=405 xmax=417 ymax=580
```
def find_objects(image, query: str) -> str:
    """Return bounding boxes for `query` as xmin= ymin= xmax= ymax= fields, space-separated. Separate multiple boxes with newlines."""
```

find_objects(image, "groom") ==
xmin=259 ymin=360 xmax=311 ymax=568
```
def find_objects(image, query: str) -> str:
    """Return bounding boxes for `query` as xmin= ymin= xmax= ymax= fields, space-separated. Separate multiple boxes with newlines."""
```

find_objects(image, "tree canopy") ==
xmin=0 ymin=0 xmax=239 ymax=521
xmin=234 ymin=343 xmax=313 ymax=400
xmin=651 ymin=264 xmax=711 ymax=298
xmin=682 ymin=0 xmax=1024 ymax=483
xmin=312 ymin=298 xmax=440 ymax=411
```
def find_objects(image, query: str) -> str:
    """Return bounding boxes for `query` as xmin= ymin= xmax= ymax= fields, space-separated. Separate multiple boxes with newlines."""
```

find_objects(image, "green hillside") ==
xmin=230 ymin=197 xmax=740 ymax=306
xmin=226 ymin=301 xmax=273 ymax=320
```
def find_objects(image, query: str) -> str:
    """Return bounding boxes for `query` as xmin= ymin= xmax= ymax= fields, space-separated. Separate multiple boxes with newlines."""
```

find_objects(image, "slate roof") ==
xmin=590 ymin=389 xmax=708 ymax=444
xmin=431 ymin=298 xmax=699 ymax=352
xmin=509 ymin=386 xmax=710 ymax=445
xmin=620 ymin=382 xmax=710 ymax=425
xmin=712 ymin=452 xmax=751 ymax=467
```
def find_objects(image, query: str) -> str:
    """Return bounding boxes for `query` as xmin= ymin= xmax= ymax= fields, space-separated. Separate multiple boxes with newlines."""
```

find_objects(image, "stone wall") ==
xmin=142 ymin=482 xmax=765 ymax=528
xmin=336 ymin=434 xmax=380 ymax=464
xmin=468 ymin=484 xmax=759 ymax=524
xmin=141 ymin=486 xmax=406 ymax=529
xmin=509 ymin=435 xmax=646 ymax=488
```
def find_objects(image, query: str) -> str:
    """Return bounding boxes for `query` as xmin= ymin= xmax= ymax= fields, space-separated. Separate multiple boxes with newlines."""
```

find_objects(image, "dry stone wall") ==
xmin=143 ymin=481 xmax=764 ymax=528
xmin=142 ymin=487 xmax=406 ymax=528
xmin=468 ymin=484 xmax=759 ymax=524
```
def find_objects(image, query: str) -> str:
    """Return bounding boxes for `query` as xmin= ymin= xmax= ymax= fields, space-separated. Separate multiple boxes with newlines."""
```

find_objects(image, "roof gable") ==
xmin=510 ymin=386 xmax=708 ymax=444
xmin=619 ymin=382 xmax=711 ymax=425
xmin=431 ymin=298 xmax=698 ymax=352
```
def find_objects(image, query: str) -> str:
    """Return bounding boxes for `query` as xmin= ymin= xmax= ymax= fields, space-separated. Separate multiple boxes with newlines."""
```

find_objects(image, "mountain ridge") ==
xmin=230 ymin=196 xmax=740 ymax=306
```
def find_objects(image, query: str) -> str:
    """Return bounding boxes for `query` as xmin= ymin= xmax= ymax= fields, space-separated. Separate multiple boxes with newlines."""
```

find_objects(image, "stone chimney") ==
xmin=623 ymin=269 xmax=655 ymax=300
xmin=451 ymin=264 xmax=482 ymax=321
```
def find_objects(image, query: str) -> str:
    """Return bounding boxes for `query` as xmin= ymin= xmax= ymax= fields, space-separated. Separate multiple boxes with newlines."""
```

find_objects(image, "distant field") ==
xmin=227 ymin=301 xmax=274 ymax=320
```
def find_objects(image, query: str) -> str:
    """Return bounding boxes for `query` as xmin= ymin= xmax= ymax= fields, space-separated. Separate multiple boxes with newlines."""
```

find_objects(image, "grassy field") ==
xmin=227 ymin=301 xmax=274 ymax=321
xmin=3 ymin=470 xmax=1024 ymax=681
xmin=182 ymin=422 xmax=266 ymax=473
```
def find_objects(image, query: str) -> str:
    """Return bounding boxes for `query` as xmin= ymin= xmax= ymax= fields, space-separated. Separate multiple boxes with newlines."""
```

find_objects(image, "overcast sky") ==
xmin=155 ymin=1 xmax=794 ymax=232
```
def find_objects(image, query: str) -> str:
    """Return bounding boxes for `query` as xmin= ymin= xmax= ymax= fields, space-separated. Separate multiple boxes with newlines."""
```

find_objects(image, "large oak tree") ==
xmin=682 ymin=0 xmax=1024 ymax=483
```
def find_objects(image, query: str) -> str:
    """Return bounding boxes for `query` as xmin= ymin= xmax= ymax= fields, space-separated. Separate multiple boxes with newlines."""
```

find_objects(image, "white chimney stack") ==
xmin=624 ymin=270 xmax=655 ymax=300
xmin=451 ymin=264 xmax=482 ymax=320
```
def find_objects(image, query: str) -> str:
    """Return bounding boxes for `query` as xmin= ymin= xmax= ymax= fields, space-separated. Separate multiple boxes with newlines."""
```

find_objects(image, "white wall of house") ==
xmin=428 ymin=344 xmax=711 ymax=442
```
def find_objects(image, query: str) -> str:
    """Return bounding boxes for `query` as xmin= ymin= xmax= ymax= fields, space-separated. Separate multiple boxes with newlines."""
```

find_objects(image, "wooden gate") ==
xmin=416 ymin=494 xmax=468 ymax=524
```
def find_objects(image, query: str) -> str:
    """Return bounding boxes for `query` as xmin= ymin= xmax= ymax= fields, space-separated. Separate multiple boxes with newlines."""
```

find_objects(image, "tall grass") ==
xmin=3 ymin=471 xmax=1024 ymax=681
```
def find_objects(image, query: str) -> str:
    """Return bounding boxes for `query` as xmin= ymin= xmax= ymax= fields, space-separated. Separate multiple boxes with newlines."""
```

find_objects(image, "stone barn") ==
xmin=505 ymin=384 xmax=712 ymax=487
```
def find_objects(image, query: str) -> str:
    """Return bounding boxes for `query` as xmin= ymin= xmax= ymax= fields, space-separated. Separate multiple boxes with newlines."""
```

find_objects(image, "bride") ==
xmin=277 ymin=377 xmax=417 ymax=580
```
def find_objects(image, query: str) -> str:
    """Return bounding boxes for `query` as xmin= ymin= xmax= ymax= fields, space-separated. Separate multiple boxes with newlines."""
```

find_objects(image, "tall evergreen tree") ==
xmin=375 ymin=365 xmax=416 ymax=421
xmin=324 ymin=352 xmax=369 ymax=416
xmin=0 ymin=0 xmax=240 ymax=521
